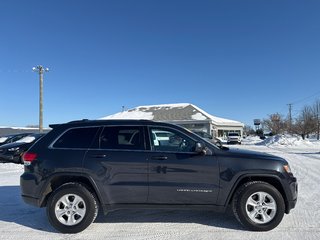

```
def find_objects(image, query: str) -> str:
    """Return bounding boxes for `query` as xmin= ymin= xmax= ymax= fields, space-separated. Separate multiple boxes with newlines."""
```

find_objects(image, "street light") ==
xmin=32 ymin=65 xmax=49 ymax=133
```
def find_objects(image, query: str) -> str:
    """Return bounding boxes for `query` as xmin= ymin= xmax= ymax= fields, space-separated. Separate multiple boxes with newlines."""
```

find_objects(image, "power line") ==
xmin=291 ymin=90 xmax=320 ymax=105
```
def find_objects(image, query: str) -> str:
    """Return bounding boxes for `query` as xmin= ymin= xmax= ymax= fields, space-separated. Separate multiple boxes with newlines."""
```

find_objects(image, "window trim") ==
xmin=48 ymin=124 xmax=207 ymax=154
xmin=49 ymin=126 xmax=101 ymax=150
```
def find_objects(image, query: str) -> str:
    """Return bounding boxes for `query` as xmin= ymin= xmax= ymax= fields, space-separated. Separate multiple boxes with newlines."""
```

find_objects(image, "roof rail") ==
xmin=67 ymin=119 xmax=90 ymax=124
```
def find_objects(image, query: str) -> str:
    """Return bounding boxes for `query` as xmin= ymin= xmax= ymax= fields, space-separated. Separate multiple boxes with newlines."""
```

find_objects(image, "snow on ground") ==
xmin=241 ymin=136 xmax=264 ymax=145
xmin=0 ymin=139 xmax=320 ymax=239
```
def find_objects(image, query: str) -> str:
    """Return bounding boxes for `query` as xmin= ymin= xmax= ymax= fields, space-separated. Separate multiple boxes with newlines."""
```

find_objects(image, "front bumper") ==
xmin=227 ymin=140 xmax=241 ymax=144
xmin=285 ymin=176 xmax=298 ymax=213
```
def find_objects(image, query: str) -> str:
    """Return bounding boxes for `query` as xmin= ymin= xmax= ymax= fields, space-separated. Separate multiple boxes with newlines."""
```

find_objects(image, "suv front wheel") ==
xmin=46 ymin=183 xmax=98 ymax=233
xmin=233 ymin=181 xmax=285 ymax=231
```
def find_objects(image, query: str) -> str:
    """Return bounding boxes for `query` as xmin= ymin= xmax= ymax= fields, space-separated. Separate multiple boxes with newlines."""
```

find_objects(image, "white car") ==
xmin=227 ymin=132 xmax=241 ymax=144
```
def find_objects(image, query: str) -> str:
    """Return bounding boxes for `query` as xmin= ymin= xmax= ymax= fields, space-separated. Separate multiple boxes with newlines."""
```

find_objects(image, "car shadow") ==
xmin=0 ymin=186 xmax=245 ymax=233
xmin=95 ymin=208 xmax=244 ymax=231
xmin=0 ymin=185 xmax=56 ymax=232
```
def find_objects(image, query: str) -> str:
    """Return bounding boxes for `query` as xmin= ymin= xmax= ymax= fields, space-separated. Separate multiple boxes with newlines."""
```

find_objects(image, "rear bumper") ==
xmin=21 ymin=195 xmax=41 ymax=207
xmin=20 ymin=172 xmax=43 ymax=207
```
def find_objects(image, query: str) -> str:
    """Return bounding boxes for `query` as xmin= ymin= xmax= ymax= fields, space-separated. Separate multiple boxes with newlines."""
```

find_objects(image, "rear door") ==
xmin=83 ymin=125 xmax=148 ymax=204
xmin=147 ymin=126 xmax=220 ymax=204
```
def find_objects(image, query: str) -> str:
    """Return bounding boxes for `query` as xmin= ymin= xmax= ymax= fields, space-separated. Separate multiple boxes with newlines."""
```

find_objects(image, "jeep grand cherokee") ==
xmin=20 ymin=120 xmax=297 ymax=233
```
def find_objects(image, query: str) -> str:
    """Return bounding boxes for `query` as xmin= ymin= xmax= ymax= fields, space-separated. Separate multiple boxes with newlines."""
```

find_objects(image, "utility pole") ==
xmin=287 ymin=103 xmax=292 ymax=134
xmin=32 ymin=65 xmax=49 ymax=133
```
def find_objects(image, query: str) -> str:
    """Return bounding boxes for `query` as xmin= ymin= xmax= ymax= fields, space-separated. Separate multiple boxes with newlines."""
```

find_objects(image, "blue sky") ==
xmin=0 ymin=0 xmax=320 ymax=127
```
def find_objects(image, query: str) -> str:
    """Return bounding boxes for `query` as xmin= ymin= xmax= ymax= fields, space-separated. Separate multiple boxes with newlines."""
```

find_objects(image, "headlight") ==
xmin=283 ymin=164 xmax=292 ymax=174
xmin=8 ymin=147 xmax=20 ymax=152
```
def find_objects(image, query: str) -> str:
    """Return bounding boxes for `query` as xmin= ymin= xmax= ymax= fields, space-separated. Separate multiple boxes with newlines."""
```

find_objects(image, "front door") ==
xmin=147 ymin=127 xmax=220 ymax=204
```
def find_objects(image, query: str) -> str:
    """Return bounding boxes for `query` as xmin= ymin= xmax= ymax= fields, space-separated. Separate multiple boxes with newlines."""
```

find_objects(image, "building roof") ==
xmin=100 ymin=103 xmax=244 ymax=127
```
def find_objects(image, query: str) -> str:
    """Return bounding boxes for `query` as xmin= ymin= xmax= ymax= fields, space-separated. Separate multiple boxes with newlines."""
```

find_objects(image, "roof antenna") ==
xmin=122 ymin=106 xmax=125 ymax=112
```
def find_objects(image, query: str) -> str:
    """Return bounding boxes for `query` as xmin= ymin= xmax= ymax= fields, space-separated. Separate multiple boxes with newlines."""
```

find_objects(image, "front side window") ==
xmin=53 ymin=127 xmax=99 ymax=149
xmin=150 ymin=127 xmax=196 ymax=153
xmin=100 ymin=126 xmax=144 ymax=150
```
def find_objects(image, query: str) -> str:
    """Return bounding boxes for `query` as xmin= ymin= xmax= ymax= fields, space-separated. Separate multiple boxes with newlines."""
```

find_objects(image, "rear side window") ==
xmin=53 ymin=127 xmax=99 ymax=149
xmin=100 ymin=126 xmax=144 ymax=150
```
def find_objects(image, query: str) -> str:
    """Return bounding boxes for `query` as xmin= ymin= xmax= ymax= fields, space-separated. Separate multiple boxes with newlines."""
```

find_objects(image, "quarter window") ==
xmin=53 ymin=127 xmax=99 ymax=149
xmin=100 ymin=126 xmax=144 ymax=150
xmin=150 ymin=128 xmax=196 ymax=153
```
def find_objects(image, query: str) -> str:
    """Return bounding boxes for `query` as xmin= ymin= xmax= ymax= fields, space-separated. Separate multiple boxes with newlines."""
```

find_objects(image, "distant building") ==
xmin=0 ymin=127 xmax=50 ymax=136
xmin=101 ymin=103 xmax=244 ymax=139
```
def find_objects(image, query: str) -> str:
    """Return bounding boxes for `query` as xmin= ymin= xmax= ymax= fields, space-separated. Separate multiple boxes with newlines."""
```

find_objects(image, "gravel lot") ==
xmin=0 ymin=144 xmax=319 ymax=240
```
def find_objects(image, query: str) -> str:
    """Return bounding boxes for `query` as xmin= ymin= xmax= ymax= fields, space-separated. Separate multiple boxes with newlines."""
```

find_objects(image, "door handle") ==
xmin=151 ymin=156 xmax=168 ymax=160
xmin=91 ymin=154 xmax=107 ymax=158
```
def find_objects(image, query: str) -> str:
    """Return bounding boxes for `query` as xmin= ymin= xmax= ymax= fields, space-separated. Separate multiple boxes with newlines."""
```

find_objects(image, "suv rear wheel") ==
xmin=46 ymin=183 xmax=98 ymax=233
xmin=232 ymin=181 xmax=285 ymax=231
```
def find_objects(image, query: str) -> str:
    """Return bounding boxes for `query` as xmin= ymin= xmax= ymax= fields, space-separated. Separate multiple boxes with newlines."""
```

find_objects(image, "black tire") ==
xmin=232 ymin=181 xmax=285 ymax=231
xmin=46 ymin=183 xmax=98 ymax=233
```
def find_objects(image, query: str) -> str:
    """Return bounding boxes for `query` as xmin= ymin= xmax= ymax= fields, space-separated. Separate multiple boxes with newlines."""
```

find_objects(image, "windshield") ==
xmin=200 ymin=132 xmax=212 ymax=139
xmin=228 ymin=133 xmax=239 ymax=136
xmin=193 ymin=131 xmax=213 ymax=139
xmin=0 ymin=137 xmax=8 ymax=143
xmin=16 ymin=136 xmax=36 ymax=143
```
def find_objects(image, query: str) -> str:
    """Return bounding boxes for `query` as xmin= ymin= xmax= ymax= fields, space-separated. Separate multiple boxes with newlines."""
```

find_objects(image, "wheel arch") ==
xmin=226 ymin=174 xmax=290 ymax=213
xmin=39 ymin=173 xmax=104 ymax=211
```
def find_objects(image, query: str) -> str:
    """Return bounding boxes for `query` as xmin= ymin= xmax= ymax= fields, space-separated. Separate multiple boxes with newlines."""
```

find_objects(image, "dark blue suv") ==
xmin=20 ymin=120 xmax=297 ymax=233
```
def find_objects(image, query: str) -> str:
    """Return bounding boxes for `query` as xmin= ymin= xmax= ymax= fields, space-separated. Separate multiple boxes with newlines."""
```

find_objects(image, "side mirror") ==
xmin=195 ymin=142 xmax=207 ymax=155
xmin=215 ymin=140 xmax=222 ymax=148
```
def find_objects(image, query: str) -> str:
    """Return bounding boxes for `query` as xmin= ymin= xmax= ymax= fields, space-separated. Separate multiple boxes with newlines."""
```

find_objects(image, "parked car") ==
xmin=227 ymin=132 xmax=241 ymax=144
xmin=0 ymin=133 xmax=45 ymax=164
xmin=192 ymin=131 xmax=223 ymax=147
xmin=20 ymin=120 xmax=297 ymax=233
xmin=0 ymin=133 xmax=31 ymax=146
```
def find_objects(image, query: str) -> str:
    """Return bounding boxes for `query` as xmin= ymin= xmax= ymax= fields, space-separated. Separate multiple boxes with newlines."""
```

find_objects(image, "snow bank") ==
xmin=257 ymin=134 xmax=320 ymax=147
xmin=0 ymin=126 xmax=41 ymax=130
xmin=242 ymin=136 xmax=264 ymax=145
xmin=0 ymin=162 xmax=24 ymax=173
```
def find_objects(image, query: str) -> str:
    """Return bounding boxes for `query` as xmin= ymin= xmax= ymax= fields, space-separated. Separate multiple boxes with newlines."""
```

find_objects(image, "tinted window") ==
xmin=100 ymin=126 xmax=144 ymax=150
xmin=228 ymin=133 xmax=239 ymax=136
xmin=150 ymin=128 xmax=196 ymax=153
xmin=53 ymin=127 xmax=99 ymax=149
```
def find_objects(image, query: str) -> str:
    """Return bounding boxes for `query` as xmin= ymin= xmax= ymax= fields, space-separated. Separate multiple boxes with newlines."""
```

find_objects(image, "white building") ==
xmin=100 ymin=103 xmax=244 ymax=139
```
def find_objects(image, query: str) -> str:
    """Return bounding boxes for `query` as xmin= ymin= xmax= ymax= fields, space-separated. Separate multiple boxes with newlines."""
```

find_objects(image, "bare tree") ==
xmin=263 ymin=113 xmax=286 ymax=135
xmin=243 ymin=125 xmax=255 ymax=136
xmin=313 ymin=99 xmax=320 ymax=140
xmin=293 ymin=106 xmax=316 ymax=139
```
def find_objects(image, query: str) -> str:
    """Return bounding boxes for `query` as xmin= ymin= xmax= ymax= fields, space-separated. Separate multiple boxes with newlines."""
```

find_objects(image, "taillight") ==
xmin=23 ymin=152 xmax=37 ymax=165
